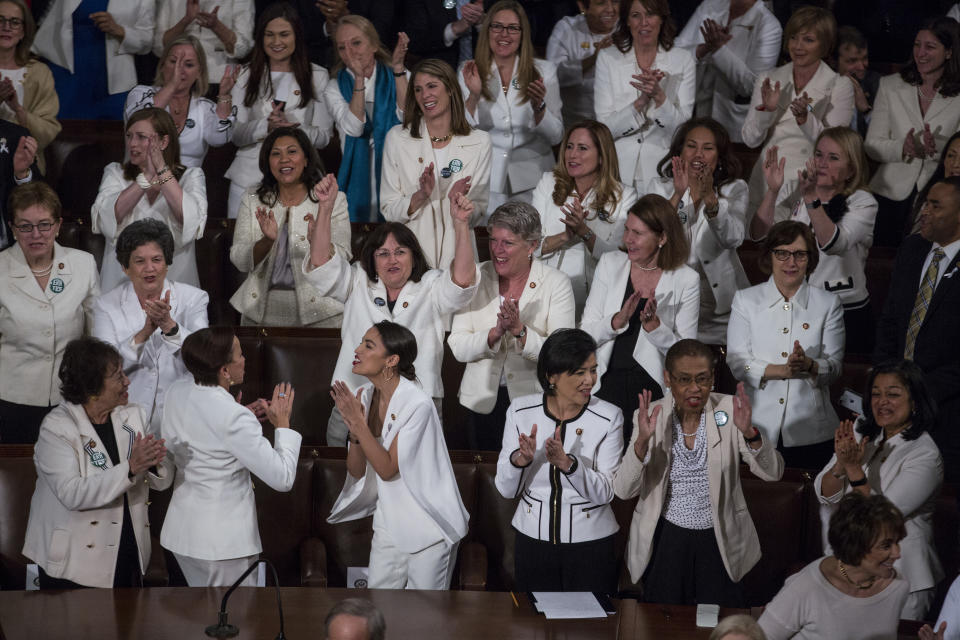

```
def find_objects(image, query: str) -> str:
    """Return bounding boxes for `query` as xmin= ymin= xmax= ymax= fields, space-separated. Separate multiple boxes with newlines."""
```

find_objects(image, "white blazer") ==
xmin=153 ymin=0 xmax=255 ymax=79
xmin=741 ymin=61 xmax=854 ymax=211
xmin=815 ymin=430 xmax=943 ymax=593
xmin=91 ymin=279 xmax=209 ymax=435
xmin=674 ymin=0 xmax=782 ymax=144
xmin=32 ymin=0 xmax=155 ymax=95
xmin=22 ymin=402 xmax=173 ymax=588
xmin=380 ymin=124 xmax=492 ymax=270
xmin=0 ymin=243 xmax=100 ymax=406
xmin=545 ymin=14 xmax=614 ymax=126
xmin=92 ymin=164 xmax=208 ymax=291
xmin=580 ymin=250 xmax=701 ymax=393
xmin=448 ymin=259 xmax=575 ymax=414
xmin=226 ymin=65 xmax=334 ymax=190
xmin=865 ymin=73 xmax=960 ymax=201
xmin=458 ymin=57 xmax=564 ymax=196
xmin=726 ymin=279 xmax=844 ymax=447
xmin=533 ymin=172 xmax=637 ymax=313
xmin=230 ymin=190 xmax=351 ymax=325
xmin=160 ymin=381 xmax=302 ymax=561
xmin=496 ymin=393 xmax=622 ymax=544
xmin=594 ymin=44 xmax=696 ymax=189
xmin=327 ymin=378 xmax=469 ymax=552
xmin=301 ymin=251 xmax=479 ymax=399
xmin=614 ymin=391 xmax=783 ymax=582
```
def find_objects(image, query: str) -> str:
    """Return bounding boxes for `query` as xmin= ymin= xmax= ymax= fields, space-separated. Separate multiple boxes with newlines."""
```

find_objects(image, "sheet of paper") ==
xmin=531 ymin=592 xmax=608 ymax=619
xmin=696 ymin=603 xmax=720 ymax=627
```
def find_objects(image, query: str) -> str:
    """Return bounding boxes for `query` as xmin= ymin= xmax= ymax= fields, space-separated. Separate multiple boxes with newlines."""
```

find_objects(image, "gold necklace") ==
xmin=837 ymin=559 xmax=877 ymax=590
xmin=430 ymin=133 xmax=452 ymax=143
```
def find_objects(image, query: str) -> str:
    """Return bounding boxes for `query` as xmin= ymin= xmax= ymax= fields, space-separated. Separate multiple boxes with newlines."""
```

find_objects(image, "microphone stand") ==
xmin=204 ymin=558 xmax=287 ymax=640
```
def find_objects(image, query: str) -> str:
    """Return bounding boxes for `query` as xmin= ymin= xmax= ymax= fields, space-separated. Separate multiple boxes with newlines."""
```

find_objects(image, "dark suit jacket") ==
xmin=401 ymin=0 xmax=460 ymax=69
xmin=289 ymin=0 xmax=397 ymax=67
xmin=0 ymin=120 xmax=39 ymax=251
xmin=875 ymin=233 xmax=960 ymax=469
xmin=854 ymin=69 xmax=881 ymax=138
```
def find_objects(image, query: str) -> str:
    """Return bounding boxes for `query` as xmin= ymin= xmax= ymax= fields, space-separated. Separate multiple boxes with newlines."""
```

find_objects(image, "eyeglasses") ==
xmin=374 ymin=248 xmax=410 ymax=260
xmin=0 ymin=17 xmax=23 ymax=28
xmin=13 ymin=221 xmax=56 ymax=234
xmin=771 ymin=249 xmax=810 ymax=263
xmin=670 ymin=373 xmax=713 ymax=388
xmin=489 ymin=23 xmax=522 ymax=34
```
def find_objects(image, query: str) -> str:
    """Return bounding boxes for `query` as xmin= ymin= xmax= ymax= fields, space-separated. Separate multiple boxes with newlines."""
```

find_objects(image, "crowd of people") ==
xmin=3 ymin=0 xmax=960 ymax=637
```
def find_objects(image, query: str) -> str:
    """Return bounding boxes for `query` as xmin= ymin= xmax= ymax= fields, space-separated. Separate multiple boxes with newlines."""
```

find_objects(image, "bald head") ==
xmin=327 ymin=613 xmax=370 ymax=640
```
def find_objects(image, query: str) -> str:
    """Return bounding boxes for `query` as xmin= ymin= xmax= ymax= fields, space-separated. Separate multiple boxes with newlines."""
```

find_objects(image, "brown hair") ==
xmin=1 ymin=0 xmax=34 ymax=67
xmin=359 ymin=223 xmax=431 ymax=284
xmin=122 ymin=108 xmax=185 ymax=182
xmin=656 ymin=116 xmax=742 ymax=191
xmin=155 ymin=35 xmax=210 ymax=98
xmin=899 ymin=17 xmax=960 ymax=98
xmin=404 ymin=58 xmax=471 ymax=138
xmin=182 ymin=328 xmax=236 ymax=386
xmin=828 ymin=493 xmax=906 ymax=566
xmin=815 ymin=127 xmax=870 ymax=197
xmin=612 ymin=0 xmax=676 ymax=54
xmin=243 ymin=2 xmax=316 ymax=109
xmin=625 ymin=194 xmax=688 ymax=270
xmin=474 ymin=1 xmax=539 ymax=104
xmin=758 ymin=220 xmax=820 ymax=276
xmin=551 ymin=120 xmax=623 ymax=217
xmin=8 ymin=181 xmax=62 ymax=222
xmin=783 ymin=6 xmax=837 ymax=59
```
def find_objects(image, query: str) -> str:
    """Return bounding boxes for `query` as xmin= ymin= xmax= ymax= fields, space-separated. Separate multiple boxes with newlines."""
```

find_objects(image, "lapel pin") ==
xmin=575 ymin=428 xmax=583 ymax=436
xmin=714 ymin=410 xmax=728 ymax=426
xmin=802 ymin=322 xmax=810 ymax=329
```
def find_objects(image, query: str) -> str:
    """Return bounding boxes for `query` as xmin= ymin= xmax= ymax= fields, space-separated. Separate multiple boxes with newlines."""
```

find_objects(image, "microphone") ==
xmin=205 ymin=558 xmax=287 ymax=640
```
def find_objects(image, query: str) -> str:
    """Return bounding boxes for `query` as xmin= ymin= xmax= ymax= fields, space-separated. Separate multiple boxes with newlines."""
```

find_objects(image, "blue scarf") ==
xmin=336 ymin=62 xmax=400 ymax=222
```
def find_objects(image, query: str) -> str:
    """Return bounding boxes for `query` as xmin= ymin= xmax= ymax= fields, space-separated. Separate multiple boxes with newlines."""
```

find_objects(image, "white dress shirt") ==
xmin=919 ymin=237 xmax=960 ymax=291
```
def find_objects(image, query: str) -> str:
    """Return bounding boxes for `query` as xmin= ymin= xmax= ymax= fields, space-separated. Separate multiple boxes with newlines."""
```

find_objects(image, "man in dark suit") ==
xmin=834 ymin=26 xmax=880 ymax=139
xmin=287 ymin=0 xmax=397 ymax=67
xmin=402 ymin=0 xmax=484 ymax=70
xmin=0 ymin=120 xmax=39 ymax=250
xmin=875 ymin=176 xmax=960 ymax=480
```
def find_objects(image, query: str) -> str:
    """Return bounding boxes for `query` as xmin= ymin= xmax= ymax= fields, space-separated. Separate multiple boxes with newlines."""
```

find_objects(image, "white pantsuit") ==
xmin=594 ymin=45 xmax=696 ymax=190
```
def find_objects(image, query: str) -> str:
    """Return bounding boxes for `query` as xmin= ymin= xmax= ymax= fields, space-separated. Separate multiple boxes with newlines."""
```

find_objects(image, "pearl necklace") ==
xmin=30 ymin=262 xmax=53 ymax=276
xmin=917 ymin=85 xmax=937 ymax=101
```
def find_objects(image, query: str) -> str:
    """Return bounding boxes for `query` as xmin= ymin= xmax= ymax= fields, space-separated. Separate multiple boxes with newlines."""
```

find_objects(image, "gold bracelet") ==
xmin=217 ymin=95 xmax=232 ymax=103
xmin=155 ymin=172 xmax=176 ymax=187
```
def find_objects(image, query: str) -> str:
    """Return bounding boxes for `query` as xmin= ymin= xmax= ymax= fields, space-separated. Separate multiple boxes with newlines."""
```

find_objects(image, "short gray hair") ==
xmin=709 ymin=615 xmax=767 ymax=640
xmin=487 ymin=201 xmax=542 ymax=244
xmin=324 ymin=598 xmax=385 ymax=640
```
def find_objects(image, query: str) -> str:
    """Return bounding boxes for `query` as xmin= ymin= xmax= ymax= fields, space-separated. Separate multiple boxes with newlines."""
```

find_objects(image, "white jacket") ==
xmin=496 ymin=393 xmax=622 ymax=544
xmin=32 ymin=0 xmax=154 ymax=95
xmin=160 ymin=381 xmax=302 ymax=560
xmin=545 ymin=14 xmax=614 ymax=126
xmin=91 ymin=279 xmax=209 ymax=435
xmin=22 ymin=402 xmax=173 ymax=588
xmin=594 ymin=45 xmax=696 ymax=189
xmin=726 ymin=279 xmax=844 ymax=447
xmin=153 ymin=0 xmax=255 ymax=79
xmin=580 ymin=251 xmax=701 ymax=392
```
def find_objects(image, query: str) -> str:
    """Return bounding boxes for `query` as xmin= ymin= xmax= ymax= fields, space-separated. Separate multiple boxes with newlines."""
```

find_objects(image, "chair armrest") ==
xmin=457 ymin=541 xmax=487 ymax=591
xmin=299 ymin=537 xmax=328 ymax=587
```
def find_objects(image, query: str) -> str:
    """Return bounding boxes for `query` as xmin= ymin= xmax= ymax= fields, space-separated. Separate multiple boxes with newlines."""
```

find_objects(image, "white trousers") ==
xmin=367 ymin=529 xmax=459 ymax=590
xmin=173 ymin=552 xmax=260 ymax=587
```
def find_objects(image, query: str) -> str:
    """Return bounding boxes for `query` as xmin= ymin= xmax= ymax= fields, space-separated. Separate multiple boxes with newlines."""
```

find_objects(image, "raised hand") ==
xmin=128 ymin=433 xmax=167 ymax=474
xmin=330 ymin=381 xmax=366 ymax=437
xmin=498 ymin=297 xmax=524 ymax=337
xmin=639 ymin=296 xmax=660 ymax=332
xmin=786 ymin=339 xmax=811 ymax=376
xmin=903 ymin=128 xmax=920 ymax=160
xmin=267 ymin=382 xmax=295 ymax=429
xmin=733 ymin=382 xmax=754 ymax=436
xmin=758 ymin=77 xmax=781 ymax=112
xmin=312 ymin=172 xmax=339 ymax=210
xmin=671 ymin=156 xmax=689 ymax=198
xmin=409 ymin=162 xmax=436 ymax=213
xmin=391 ymin=32 xmax=409 ymax=73
xmin=919 ymin=622 xmax=947 ymax=640
xmin=143 ymin=290 xmax=175 ymax=333
xmin=560 ymin=197 xmax=587 ymax=238
xmin=195 ymin=5 xmax=221 ymax=28
xmin=848 ymin=75 xmax=870 ymax=113
xmin=12 ymin=135 xmax=36 ymax=178
xmin=544 ymin=426 xmax=571 ymax=470
xmin=448 ymin=174 xmax=473 ymax=205
xmin=219 ymin=64 xmax=238 ymax=96
xmin=526 ymin=78 xmax=547 ymax=114
xmin=762 ymin=145 xmax=785 ymax=194
xmin=798 ymin=156 xmax=818 ymax=199
xmin=921 ymin=123 xmax=937 ymax=158
xmin=691 ymin=159 xmax=716 ymax=206
xmin=633 ymin=389 xmax=661 ymax=460
xmin=255 ymin=207 xmax=279 ymax=241
xmin=243 ymin=395 xmax=270 ymax=421
xmin=612 ymin=288 xmax=643 ymax=330
xmin=184 ymin=0 xmax=200 ymax=23
xmin=462 ymin=60 xmax=482 ymax=97
xmin=790 ymin=92 xmax=812 ymax=126
xmin=451 ymin=192 xmax=475 ymax=224
xmin=834 ymin=419 xmax=868 ymax=468
xmin=461 ymin=0 xmax=484 ymax=24
xmin=0 ymin=77 xmax=18 ymax=108
xmin=515 ymin=423 xmax=537 ymax=465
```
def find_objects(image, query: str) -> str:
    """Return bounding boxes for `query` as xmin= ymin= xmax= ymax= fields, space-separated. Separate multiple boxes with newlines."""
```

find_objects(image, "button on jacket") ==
xmin=496 ymin=393 xmax=623 ymax=544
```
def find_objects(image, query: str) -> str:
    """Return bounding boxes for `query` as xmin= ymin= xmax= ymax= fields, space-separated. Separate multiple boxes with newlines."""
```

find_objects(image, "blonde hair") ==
xmin=784 ymin=6 xmax=837 ymax=59
xmin=551 ymin=121 xmax=623 ymax=217
xmin=474 ymin=1 xmax=538 ymax=104
xmin=154 ymin=35 xmax=209 ymax=98
xmin=709 ymin=615 xmax=767 ymax=640
xmin=816 ymin=126 xmax=871 ymax=197
xmin=332 ymin=14 xmax=392 ymax=71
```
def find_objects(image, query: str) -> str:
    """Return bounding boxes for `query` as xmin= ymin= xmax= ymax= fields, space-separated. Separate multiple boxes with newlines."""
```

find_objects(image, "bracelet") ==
xmin=217 ymin=95 xmax=232 ymax=103
xmin=849 ymin=476 xmax=868 ymax=487
xmin=157 ymin=165 xmax=170 ymax=177
xmin=744 ymin=428 xmax=762 ymax=444
xmin=155 ymin=172 xmax=176 ymax=187
xmin=136 ymin=173 xmax=152 ymax=190
xmin=163 ymin=323 xmax=179 ymax=337
xmin=561 ymin=454 xmax=579 ymax=475
xmin=704 ymin=202 xmax=719 ymax=217
xmin=353 ymin=86 xmax=365 ymax=93
xmin=393 ymin=68 xmax=406 ymax=77
xmin=534 ymin=100 xmax=546 ymax=113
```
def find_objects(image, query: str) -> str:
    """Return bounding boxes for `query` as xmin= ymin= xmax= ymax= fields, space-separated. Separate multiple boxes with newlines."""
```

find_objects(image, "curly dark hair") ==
xmin=358 ymin=223 xmax=431 ymax=284
xmin=856 ymin=359 xmax=937 ymax=443
xmin=256 ymin=127 xmax=326 ymax=207
xmin=59 ymin=338 xmax=123 ymax=405
xmin=656 ymin=117 xmax=742 ymax=191
xmin=115 ymin=219 xmax=175 ymax=268
xmin=899 ymin=17 xmax=960 ymax=98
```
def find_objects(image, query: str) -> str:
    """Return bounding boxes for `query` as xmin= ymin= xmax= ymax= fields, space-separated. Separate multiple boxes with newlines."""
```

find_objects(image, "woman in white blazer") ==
xmin=581 ymin=194 xmax=700 ymax=449
xmin=646 ymin=117 xmax=749 ymax=344
xmin=593 ymin=0 xmax=696 ymax=190
xmin=674 ymin=0 xmax=782 ymax=144
xmin=22 ymin=337 xmax=172 ymax=589
xmin=161 ymin=328 xmax=302 ymax=587
xmin=752 ymin=127 xmax=878 ymax=355
xmin=381 ymin=58 xmax=492 ymax=270
xmin=614 ymin=339 xmax=783 ymax=605
xmin=815 ymin=360 xmax=944 ymax=619
xmin=458 ymin=1 xmax=564 ymax=214
xmin=496 ymin=329 xmax=623 ymax=592
xmin=448 ymin=201 xmax=576 ymax=450
xmin=741 ymin=7 xmax=854 ymax=216
xmin=534 ymin=120 xmax=637 ymax=316
xmin=32 ymin=0 xmax=154 ymax=118
xmin=303 ymin=180 xmax=479 ymax=446
xmin=727 ymin=220 xmax=844 ymax=469
xmin=92 ymin=108 xmax=207 ymax=292
xmin=865 ymin=17 xmax=960 ymax=247
xmin=328 ymin=321 xmax=468 ymax=590
xmin=154 ymin=0 xmax=254 ymax=81
xmin=226 ymin=3 xmax=334 ymax=219
xmin=230 ymin=127 xmax=350 ymax=327
xmin=125 ymin=35 xmax=237 ymax=169
xmin=324 ymin=15 xmax=409 ymax=223
xmin=0 ymin=183 xmax=99 ymax=444
xmin=92 ymin=220 xmax=209 ymax=435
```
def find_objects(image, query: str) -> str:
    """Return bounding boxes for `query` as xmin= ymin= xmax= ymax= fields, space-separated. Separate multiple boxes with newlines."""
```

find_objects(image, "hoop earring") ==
xmin=382 ymin=366 xmax=395 ymax=383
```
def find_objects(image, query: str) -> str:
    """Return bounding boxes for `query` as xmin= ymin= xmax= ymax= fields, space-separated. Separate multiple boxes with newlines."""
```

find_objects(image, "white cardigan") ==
xmin=22 ymin=402 xmax=173 ymax=588
xmin=580 ymin=250 xmax=701 ymax=393
xmin=160 ymin=381 xmax=302 ymax=561
xmin=594 ymin=44 xmax=696 ymax=189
